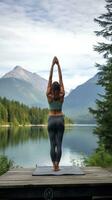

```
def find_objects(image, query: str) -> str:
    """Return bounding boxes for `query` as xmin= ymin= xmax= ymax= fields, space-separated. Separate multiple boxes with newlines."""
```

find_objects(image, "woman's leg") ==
xmin=55 ymin=116 xmax=65 ymax=168
xmin=49 ymin=131 xmax=57 ymax=163
xmin=48 ymin=116 xmax=57 ymax=164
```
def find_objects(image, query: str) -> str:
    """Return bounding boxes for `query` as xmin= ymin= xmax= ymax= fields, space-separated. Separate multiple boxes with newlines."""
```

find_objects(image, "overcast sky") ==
xmin=0 ymin=0 xmax=106 ymax=91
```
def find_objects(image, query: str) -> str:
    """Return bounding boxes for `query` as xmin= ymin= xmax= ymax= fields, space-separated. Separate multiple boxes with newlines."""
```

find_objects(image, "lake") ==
xmin=0 ymin=125 xmax=98 ymax=167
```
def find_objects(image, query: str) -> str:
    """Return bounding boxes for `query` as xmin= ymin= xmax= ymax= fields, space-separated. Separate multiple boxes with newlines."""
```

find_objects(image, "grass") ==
xmin=0 ymin=155 xmax=13 ymax=175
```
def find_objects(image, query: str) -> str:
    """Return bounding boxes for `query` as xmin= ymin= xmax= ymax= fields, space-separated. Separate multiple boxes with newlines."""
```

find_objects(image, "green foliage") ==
xmin=0 ymin=155 xmax=13 ymax=175
xmin=0 ymin=102 xmax=8 ymax=124
xmin=94 ymin=0 xmax=112 ymax=58
xmin=0 ymin=97 xmax=72 ymax=126
xmin=64 ymin=116 xmax=73 ymax=124
xmin=89 ymin=0 xmax=112 ymax=154
xmin=85 ymin=145 xmax=112 ymax=167
xmin=0 ymin=97 xmax=50 ymax=125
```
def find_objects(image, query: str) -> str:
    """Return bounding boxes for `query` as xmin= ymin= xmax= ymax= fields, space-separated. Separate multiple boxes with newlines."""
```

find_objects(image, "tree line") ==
xmin=0 ymin=97 xmax=72 ymax=125
xmin=86 ymin=0 xmax=112 ymax=167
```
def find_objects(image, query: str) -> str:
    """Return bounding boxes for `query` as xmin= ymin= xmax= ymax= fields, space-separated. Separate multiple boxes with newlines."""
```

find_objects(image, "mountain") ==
xmin=3 ymin=66 xmax=47 ymax=92
xmin=0 ymin=67 xmax=105 ymax=123
xmin=0 ymin=66 xmax=48 ymax=107
xmin=63 ymin=74 xmax=105 ymax=123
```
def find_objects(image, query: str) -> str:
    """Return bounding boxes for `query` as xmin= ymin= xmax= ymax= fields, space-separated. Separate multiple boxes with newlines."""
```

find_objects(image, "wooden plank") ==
xmin=0 ymin=167 xmax=112 ymax=185
xmin=0 ymin=167 xmax=112 ymax=199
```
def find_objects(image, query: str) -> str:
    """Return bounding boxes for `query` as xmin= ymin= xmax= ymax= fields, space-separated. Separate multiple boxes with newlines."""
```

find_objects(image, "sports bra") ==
xmin=49 ymin=100 xmax=63 ymax=111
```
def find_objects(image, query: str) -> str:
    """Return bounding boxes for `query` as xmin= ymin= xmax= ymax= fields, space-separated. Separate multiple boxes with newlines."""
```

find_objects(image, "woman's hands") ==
xmin=52 ymin=56 xmax=59 ymax=66
xmin=46 ymin=56 xmax=65 ymax=101
xmin=51 ymin=56 xmax=62 ymax=83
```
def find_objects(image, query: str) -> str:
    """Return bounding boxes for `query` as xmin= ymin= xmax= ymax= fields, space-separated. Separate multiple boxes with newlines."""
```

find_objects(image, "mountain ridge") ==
xmin=0 ymin=66 xmax=48 ymax=107
xmin=3 ymin=65 xmax=47 ymax=92
xmin=0 ymin=66 xmax=105 ymax=123
xmin=63 ymin=73 xmax=105 ymax=123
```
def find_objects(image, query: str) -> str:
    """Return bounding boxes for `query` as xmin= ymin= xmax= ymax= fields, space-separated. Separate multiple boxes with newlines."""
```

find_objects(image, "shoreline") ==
xmin=0 ymin=123 xmax=96 ymax=127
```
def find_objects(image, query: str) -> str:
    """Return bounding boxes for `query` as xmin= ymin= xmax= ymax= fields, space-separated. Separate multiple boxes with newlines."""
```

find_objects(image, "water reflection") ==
xmin=63 ymin=125 xmax=98 ymax=155
xmin=0 ymin=126 xmax=48 ymax=150
xmin=0 ymin=125 xmax=98 ymax=167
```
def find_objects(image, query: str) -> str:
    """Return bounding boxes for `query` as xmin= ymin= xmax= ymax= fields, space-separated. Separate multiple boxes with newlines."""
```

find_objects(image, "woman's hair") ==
xmin=52 ymin=81 xmax=60 ymax=92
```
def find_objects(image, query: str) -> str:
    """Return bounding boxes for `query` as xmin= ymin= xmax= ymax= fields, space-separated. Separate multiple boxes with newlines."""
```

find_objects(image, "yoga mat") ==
xmin=32 ymin=166 xmax=85 ymax=176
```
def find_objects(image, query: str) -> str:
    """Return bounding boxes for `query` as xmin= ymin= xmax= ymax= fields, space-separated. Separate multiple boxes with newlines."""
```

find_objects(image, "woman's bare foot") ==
xmin=53 ymin=162 xmax=60 ymax=171
xmin=55 ymin=165 xmax=60 ymax=171
xmin=53 ymin=163 xmax=56 ymax=171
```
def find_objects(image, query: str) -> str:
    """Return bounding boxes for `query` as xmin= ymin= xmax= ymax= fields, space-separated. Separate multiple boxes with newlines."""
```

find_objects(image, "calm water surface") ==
xmin=0 ymin=125 xmax=98 ymax=167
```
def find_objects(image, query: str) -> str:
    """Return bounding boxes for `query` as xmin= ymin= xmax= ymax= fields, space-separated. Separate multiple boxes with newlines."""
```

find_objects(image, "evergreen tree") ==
xmin=0 ymin=103 xmax=8 ymax=124
xmin=0 ymin=97 xmax=71 ymax=126
xmin=89 ymin=0 xmax=112 ymax=152
xmin=94 ymin=0 xmax=112 ymax=58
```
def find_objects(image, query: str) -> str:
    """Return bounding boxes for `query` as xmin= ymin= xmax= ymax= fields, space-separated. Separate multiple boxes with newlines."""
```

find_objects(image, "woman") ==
xmin=46 ymin=56 xmax=65 ymax=171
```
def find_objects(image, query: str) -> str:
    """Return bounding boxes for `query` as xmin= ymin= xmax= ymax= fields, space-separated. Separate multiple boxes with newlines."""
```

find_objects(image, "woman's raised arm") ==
xmin=46 ymin=57 xmax=55 ymax=97
xmin=56 ymin=57 xmax=65 ymax=97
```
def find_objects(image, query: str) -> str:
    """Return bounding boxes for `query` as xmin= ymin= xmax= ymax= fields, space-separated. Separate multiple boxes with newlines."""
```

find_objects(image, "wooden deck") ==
xmin=0 ymin=167 xmax=112 ymax=199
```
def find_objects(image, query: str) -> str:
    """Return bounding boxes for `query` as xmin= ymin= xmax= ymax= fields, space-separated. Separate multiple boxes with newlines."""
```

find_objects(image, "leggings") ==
xmin=48 ymin=115 xmax=65 ymax=163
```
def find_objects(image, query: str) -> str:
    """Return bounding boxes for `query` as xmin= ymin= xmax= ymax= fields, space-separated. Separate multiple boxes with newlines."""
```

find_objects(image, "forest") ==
xmin=0 ymin=97 xmax=72 ymax=126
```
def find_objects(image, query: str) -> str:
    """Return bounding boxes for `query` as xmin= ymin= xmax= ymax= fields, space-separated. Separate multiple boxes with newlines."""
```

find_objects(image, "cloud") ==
xmin=0 ymin=0 xmax=106 ymax=91
xmin=0 ymin=0 xmax=106 ymax=32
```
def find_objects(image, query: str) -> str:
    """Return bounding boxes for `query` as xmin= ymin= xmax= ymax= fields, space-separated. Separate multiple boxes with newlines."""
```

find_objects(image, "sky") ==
xmin=0 ymin=0 xmax=106 ymax=92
